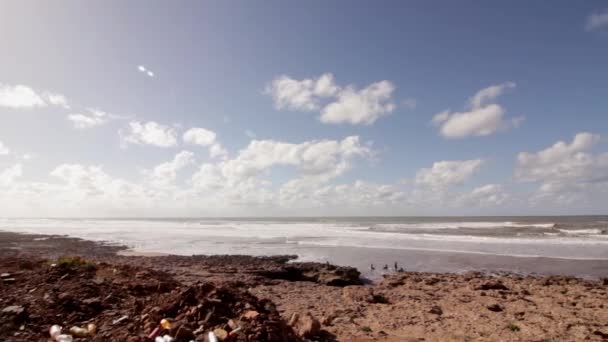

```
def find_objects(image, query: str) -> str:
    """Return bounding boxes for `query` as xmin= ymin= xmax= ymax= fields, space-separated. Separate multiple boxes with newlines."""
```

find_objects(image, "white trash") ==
xmin=55 ymin=335 xmax=73 ymax=342
xmin=49 ymin=325 xmax=62 ymax=339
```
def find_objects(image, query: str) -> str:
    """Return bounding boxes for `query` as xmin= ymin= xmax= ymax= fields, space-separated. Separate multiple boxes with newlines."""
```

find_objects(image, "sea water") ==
xmin=1 ymin=216 xmax=607 ymax=277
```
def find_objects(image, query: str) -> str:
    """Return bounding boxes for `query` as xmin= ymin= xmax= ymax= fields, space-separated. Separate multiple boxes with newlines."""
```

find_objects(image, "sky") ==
xmin=1 ymin=1 xmax=607 ymax=217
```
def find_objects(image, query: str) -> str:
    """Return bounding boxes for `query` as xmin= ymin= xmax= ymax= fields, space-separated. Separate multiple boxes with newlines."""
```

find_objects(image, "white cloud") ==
xmin=265 ymin=73 xmax=339 ymax=111
xmin=585 ymin=9 xmax=608 ymax=31
xmin=0 ymin=164 xmax=22 ymax=187
xmin=148 ymin=151 xmax=195 ymax=187
xmin=191 ymin=136 xmax=372 ymax=206
xmin=0 ymin=84 xmax=46 ymax=109
xmin=266 ymin=73 xmax=397 ymax=125
xmin=183 ymin=127 xmax=227 ymax=159
xmin=43 ymin=93 xmax=70 ymax=109
xmin=415 ymin=159 xmax=484 ymax=189
xmin=209 ymin=143 xmax=228 ymax=159
xmin=432 ymin=82 xmax=520 ymax=138
xmin=0 ymin=83 xmax=70 ymax=109
xmin=463 ymin=184 xmax=509 ymax=206
xmin=137 ymin=65 xmax=155 ymax=78
xmin=515 ymin=132 xmax=608 ymax=204
xmin=67 ymin=109 xmax=111 ymax=129
xmin=245 ymin=130 xmax=257 ymax=139
xmin=183 ymin=127 xmax=217 ymax=146
xmin=121 ymin=121 xmax=178 ymax=148
xmin=516 ymin=132 xmax=604 ymax=183
xmin=279 ymin=179 xmax=404 ymax=208
xmin=320 ymin=80 xmax=396 ymax=125
xmin=0 ymin=141 xmax=9 ymax=155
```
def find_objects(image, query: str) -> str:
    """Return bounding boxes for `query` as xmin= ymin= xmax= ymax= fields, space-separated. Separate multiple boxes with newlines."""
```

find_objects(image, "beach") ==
xmin=1 ymin=231 xmax=607 ymax=341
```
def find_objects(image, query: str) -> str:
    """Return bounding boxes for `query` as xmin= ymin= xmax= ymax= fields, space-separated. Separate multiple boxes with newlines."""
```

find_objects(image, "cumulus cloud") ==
xmin=183 ymin=127 xmax=228 ymax=159
xmin=0 ymin=83 xmax=70 ymax=109
xmin=0 ymin=141 xmax=9 ymax=155
xmin=183 ymin=128 xmax=216 ymax=146
xmin=265 ymin=73 xmax=397 ymax=125
xmin=209 ymin=143 xmax=228 ymax=159
xmin=0 ymin=164 xmax=22 ymax=187
xmin=463 ymin=184 xmax=509 ymax=206
xmin=0 ymin=84 xmax=45 ymax=109
xmin=320 ymin=81 xmax=396 ymax=125
xmin=120 ymin=121 xmax=178 ymax=148
xmin=432 ymin=82 xmax=521 ymax=138
xmin=265 ymin=73 xmax=339 ymax=111
xmin=137 ymin=65 xmax=155 ymax=78
xmin=67 ymin=109 xmax=112 ymax=129
xmin=415 ymin=159 xmax=484 ymax=189
xmin=279 ymin=179 xmax=404 ymax=208
xmin=43 ymin=93 xmax=70 ymax=109
xmin=515 ymin=132 xmax=608 ymax=204
xmin=585 ymin=9 xmax=608 ymax=31
xmin=191 ymin=136 xmax=372 ymax=206
xmin=148 ymin=151 xmax=195 ymax=187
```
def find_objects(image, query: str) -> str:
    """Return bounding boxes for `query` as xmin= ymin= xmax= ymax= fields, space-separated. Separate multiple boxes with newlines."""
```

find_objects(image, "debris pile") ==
xmin=0 ymin=256 xmax=304 ymax=341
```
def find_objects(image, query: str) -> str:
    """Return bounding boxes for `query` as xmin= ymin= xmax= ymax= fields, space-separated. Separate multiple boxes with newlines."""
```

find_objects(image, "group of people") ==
xmin=370 ymin=261 xmax=405 ymax=272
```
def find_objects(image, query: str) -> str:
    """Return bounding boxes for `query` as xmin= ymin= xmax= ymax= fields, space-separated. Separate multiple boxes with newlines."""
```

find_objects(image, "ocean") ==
xmin=1 ymin=216 xmax=607 ymax=278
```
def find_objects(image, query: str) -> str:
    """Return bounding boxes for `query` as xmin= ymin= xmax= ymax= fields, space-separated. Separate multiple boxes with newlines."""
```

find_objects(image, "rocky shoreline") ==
xmin=1 ymin=232 xmax=607 ymax=341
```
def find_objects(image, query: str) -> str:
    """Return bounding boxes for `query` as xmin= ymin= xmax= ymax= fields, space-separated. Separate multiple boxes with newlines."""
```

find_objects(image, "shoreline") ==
xmin=1 ymin=231 xmax=607 ymax=341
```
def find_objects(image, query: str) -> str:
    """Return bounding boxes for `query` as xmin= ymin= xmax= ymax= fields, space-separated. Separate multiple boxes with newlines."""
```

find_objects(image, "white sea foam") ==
xmin=558 ymin=228 xmax=603 ymax=235
xmin=372 ymin=221 xmax=555 ymax=230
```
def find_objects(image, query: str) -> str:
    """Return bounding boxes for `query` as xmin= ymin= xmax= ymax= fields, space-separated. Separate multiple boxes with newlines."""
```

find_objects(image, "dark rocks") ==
xmin=594 ymin=330 xmax=608 ymax=339
xmin=475 ymin=281 xmax=509 ymax=291
xmin=259 ymin=262 xmax=361 ymax=286
xmin=1 ymin=305 xmax=28 ymax=325
xmin=429 ymin=305 xmax=443 ymax=315
xmin=487 ymin=303 xmax=505 ymax=312
xmin=425 ymin=277 xmax=441 ymax=286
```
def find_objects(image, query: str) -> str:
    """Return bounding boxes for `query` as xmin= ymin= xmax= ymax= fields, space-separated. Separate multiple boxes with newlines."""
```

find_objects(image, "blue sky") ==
xmin=0 ymin=1 xmax=607 ymax=217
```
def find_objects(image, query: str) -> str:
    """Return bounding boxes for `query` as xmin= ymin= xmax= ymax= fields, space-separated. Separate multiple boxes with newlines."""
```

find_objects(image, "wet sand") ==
xmin=309 ymin=245 xmax=608 ymax=280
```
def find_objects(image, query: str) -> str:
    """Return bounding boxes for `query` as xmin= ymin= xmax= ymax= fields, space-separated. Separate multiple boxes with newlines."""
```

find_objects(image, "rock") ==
xmin=429 ymin=305 xmax=443 ymax=315
xmin=227 ymin=319 xmax=238 ymax=330
xmin=476 ymin=281 xmax=509 ymax=291
xmin=342 ymin=286 xmax=375 ymax=303
xmin=1 ymin=305 xmax=27 ymax=323
xmin=213 ymin=328 xmax=228 ymax=341
xmin=289 ymin=312 xmax=321 ymax=338
xmin=1 ymin=305 xmax=25 ymax=316
xmin=243 ymin=310 xmax=260 ymax=320
xmin=594 ymin=330 xmax=608 ymax=339
xmin=425 ymin=277 xmax=440 ymax=285
xmin=487 ymin=303 xmax=504 ymax=312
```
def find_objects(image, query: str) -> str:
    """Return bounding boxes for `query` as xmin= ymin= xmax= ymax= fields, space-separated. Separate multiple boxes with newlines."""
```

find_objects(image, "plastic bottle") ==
xmin=208 ymin=331 xmax=218 ymax=342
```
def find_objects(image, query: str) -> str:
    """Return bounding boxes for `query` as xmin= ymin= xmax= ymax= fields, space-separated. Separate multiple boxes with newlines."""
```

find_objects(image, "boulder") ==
xmin=288 ymin=312 xmax=321 ymax=338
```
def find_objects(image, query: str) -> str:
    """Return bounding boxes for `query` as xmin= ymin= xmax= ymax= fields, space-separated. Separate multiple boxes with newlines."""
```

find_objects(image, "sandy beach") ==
xmin=1 ymin=231 xmax=607 ymax=341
